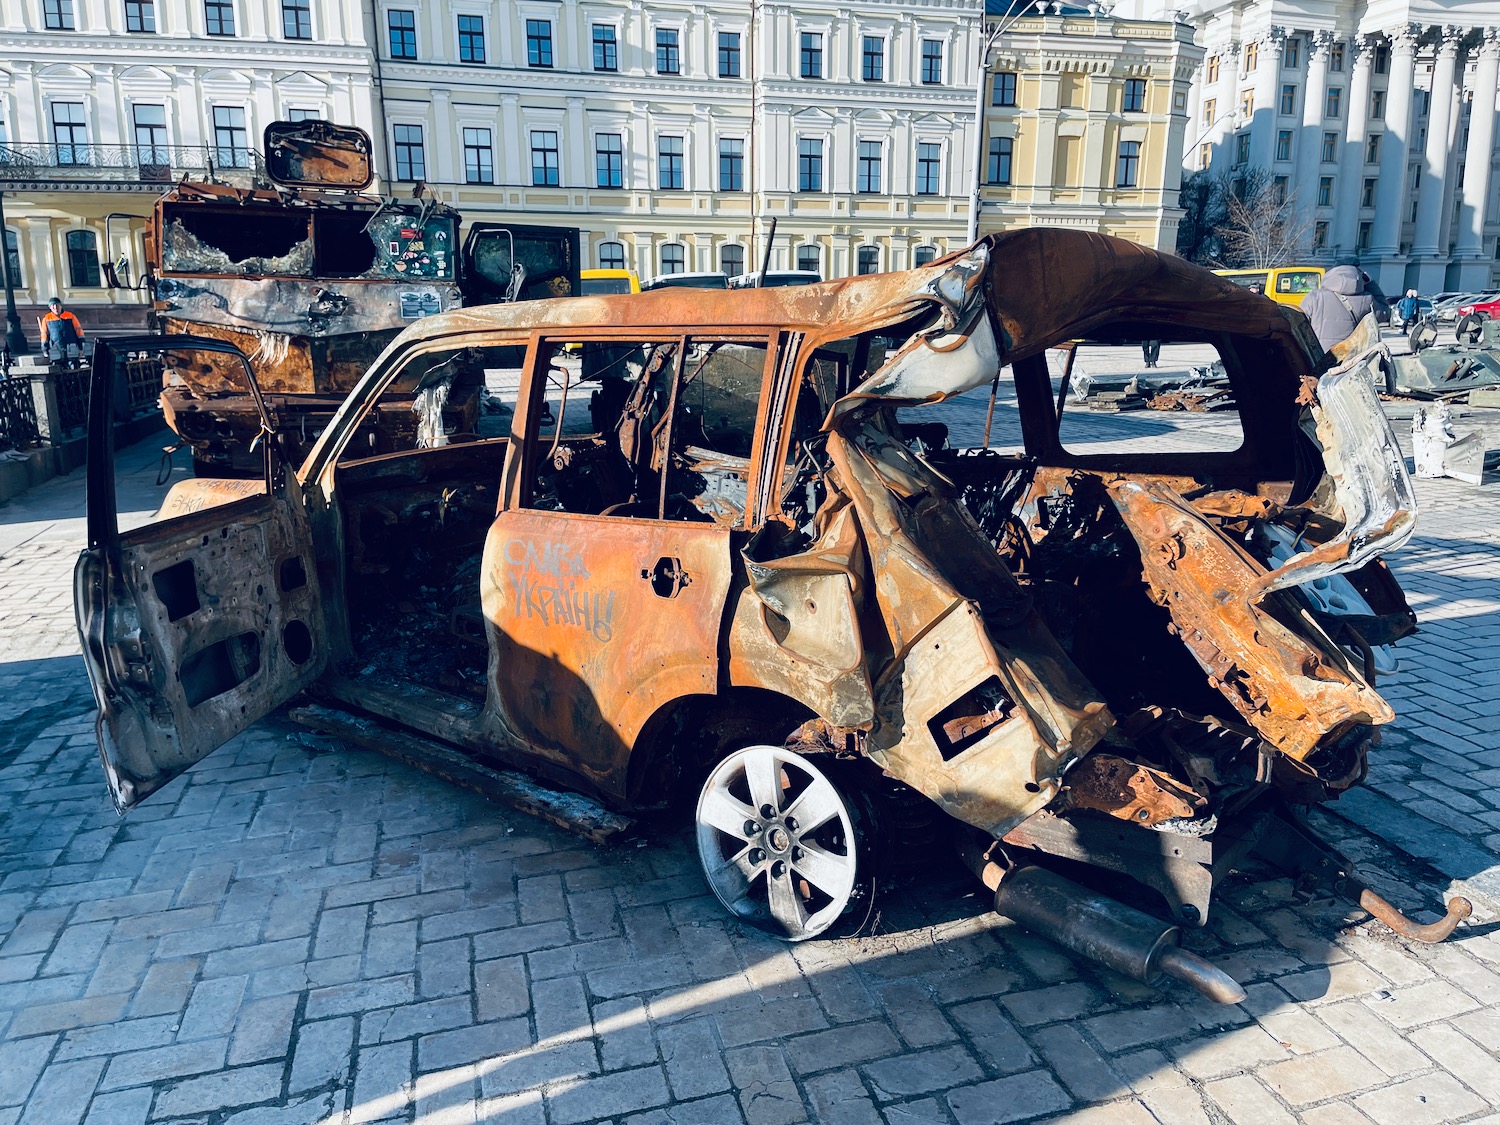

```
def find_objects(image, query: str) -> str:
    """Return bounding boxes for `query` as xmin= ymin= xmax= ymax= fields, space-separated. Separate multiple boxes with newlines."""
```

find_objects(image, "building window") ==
xmin=987 ymin=136 xmax=1012 ymax=184
xmin=798 ymin=138 xmax=823 ymax=191
xmin=43 ymin=0 xmax=75 ymax=29
xmin=1239 ymin=90 xmax=1254 ymax=119
xmin=1284 ymin=37 xmax=1299 ymax=68
xmin=595 ymin=133 xmax=623 ymax=188
xmin=1271 ymin=175 xmax=1288 ymax=204
xmin=1361 ymin=178 xmax=1375 ymax=207
xmin=1275 ymin=130 xmax=1292 ymax=160
xmin=387 ymin=10 xmax=419 ymax=57
xmin=462 ymin=127 xmax=493 ymax=184
xmin=1205 ymin=55 xmax=1219 ymax=84
xmin=1234 ymin=133 xmax=1250 ymax=165
xmin=1115 ymin=140 xmax=1140 ymax=187
xmin=1321 ymin=131 xmax=1337 ymax=162
xmin=281 ymin=0 xmax=311 ymax=39
xmin=857 ymin=140 xmax=882 ymax=193
xmin=67 ymin=230 xmax=101 ymax=287
xmin=1318 ymin=176 xmax=1333 ymax=207
xmin=132 ymin=104 xmax=168 ymax=163
xmin=914 ymin=245 xmax=937 ymax=267
xmin=862 ymin=36 xmax=884 ymax=82
xmin=211 ymin=105 xmax=248 ymax=167
xmin=592 ymin=25 xmax=617 ymax=71
xmin=796 ymin=244 xmax=820 ymax=273
xmin=286 ymin=108 xmax=320 ymax=121
xmin=530 ymin=131 xmax=559 ymax=186
xmin=526 ymin=20 xmax=552 ymax=67
xmin=1123 ymin=78 xmax=1146 ymax=113
xmin=718 ymin=31 xmax=740 ymax=78
xmin=1280 ymin=85 xmax=1296 ymax=115
xmin=720 ymin=244 xmax=744 ymax=276
xmin=856 ymin=246 xmax=879 ymax=275
xmin=1314 ymin=221 xmax=1328 ymax=249
xmin=915 ymin=143 xmax=942 ymax=195
xmin=393 ymin=123 xmax=424 ymax=181
xmin=1245 ymin=41 xmax=1259 ymax=72
xmin=660 ymin=244 xmax=685 ymax=274
xmin=125 ymin=0 xmax=155 ymax=33
xmin=993 ymin=72 xmax=1018 ymax=107
xmin=920 ymin=40 xmax=943 ymax=85
xmin=1365 ymin=134 xmax=1380 ymax=163
xmin=1369 ymin=90 xmax=1385 ymax=118
xmin=205 ymin=0 xmax=236 ymax=36
xmin=1357 ymin=221 xmax=1372 ymax=250
xmin=598 ymin=241 xmax=626 ymax=270
xmin=51 ymin=101 xmax=87 ymax=163
xmin=1329 ymin=42 xmax=1344 ymax=71
xmin=458 ymin=15 xmax=486 ymax=63
xmin=1325 ymin=88 xmax=1341 ymax=118
xmin=1201 ymin=97 xmax=1216 ymax=126
xmin=4 ymin=230 xmax=22 ymax=287
xmin=658 ymin=135 xmax=684 ymax=189
xmin=1373 ymin=43 xmax=1388 ymax=74
xmin=656 ymin=28 xmax=680 ymax=75
xmin=800 ymin=32 xmax=823 ymax=79
xmin=719 ymin=138 xmax=744 ymax=191
xmin=1198 ymin=142 xmax=1212 ymax=169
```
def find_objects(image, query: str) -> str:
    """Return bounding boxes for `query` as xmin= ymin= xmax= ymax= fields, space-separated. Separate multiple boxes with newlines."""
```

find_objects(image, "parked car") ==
xmin=728 ymin=270 xmax=823 ymax=289
xmin=580 ymin=268 xmax=641 ymax=296
xmin=1213 ymin=266 xmax=1323 ymax=307
xmin=77 ymin=230 xmax=1466 ymax=1001
xmin=642 ymin=271 xmax=730 ymax=291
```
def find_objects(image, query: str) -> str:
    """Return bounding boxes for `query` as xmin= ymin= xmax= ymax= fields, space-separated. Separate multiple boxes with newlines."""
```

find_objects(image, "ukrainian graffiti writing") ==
xmin=504 ymin=538 xmax=615 ymax=643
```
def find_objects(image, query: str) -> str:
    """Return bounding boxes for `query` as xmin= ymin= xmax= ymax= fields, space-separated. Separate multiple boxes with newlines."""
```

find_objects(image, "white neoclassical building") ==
xmin=1120 ymin=0 xmax=1500 ymax=294
xmin=0 ymin=0 xmax=379 ymax=329
xmin=372 ymin=0 xmax=982 ymax=281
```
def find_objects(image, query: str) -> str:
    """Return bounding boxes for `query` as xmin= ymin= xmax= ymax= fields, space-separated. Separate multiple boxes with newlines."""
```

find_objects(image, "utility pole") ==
xmin=0 ymin=191 xmax=30 ymax=357
xmin=966 ymin=1 xmax=1046 ymax=244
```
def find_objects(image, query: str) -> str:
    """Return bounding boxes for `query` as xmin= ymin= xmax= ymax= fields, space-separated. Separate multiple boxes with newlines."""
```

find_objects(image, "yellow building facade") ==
xmin=976 ymin=12 xmax=1202 ymax=250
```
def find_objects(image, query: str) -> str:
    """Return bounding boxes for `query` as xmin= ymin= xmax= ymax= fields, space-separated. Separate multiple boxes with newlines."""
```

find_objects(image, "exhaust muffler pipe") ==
xmin=991 ymin=865 xmax=1246 ymax=1005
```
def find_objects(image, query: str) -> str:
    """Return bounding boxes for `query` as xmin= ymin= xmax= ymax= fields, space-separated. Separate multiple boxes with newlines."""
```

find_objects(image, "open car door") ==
xmin=74 ymin=337 xmax=328 ymax=811
xmin=461 ymin=223 xmax=581 ymax=305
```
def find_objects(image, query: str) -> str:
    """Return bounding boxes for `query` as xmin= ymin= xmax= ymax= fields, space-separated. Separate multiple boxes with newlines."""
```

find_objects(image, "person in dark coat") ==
xmin=1300 ymin=265 xmax=1375 ymax=351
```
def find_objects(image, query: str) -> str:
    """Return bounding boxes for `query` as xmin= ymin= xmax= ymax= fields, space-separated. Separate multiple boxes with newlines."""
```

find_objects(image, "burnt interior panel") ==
xmin=180 ymin=632 xmax=262 ymax=707
xmin=152 ymin=559 xmax=201 ymax=622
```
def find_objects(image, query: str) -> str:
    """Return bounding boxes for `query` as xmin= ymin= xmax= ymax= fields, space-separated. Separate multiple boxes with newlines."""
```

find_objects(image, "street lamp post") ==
xmin=0 ymin=191 xmax=30 ymax=357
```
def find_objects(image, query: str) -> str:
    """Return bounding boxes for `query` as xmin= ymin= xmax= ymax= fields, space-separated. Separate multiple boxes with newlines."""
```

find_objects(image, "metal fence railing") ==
xmin=0 ymin=374 xmax=41 ymax=453
xmin=0 ymin=143 xmax=264 ymax=185
xmin=52 ymin=366 xmax=90 ymax=436
xmin=123 ymin=354 xmax=163 ymax=416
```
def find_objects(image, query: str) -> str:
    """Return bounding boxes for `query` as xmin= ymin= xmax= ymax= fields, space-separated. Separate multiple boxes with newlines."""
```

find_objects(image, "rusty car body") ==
xmin=77 ymin=230 xmax=1467 ymax=999
xmin=148 ymin=120 xmax=579 ymax=474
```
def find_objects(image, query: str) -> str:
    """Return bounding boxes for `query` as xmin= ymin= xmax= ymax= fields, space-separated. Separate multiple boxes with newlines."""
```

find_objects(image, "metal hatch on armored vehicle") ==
xmin=77 ymin=231 xmax=1471 ymax=1005
xmin=148 ymin=119 xmax=580 ymax=476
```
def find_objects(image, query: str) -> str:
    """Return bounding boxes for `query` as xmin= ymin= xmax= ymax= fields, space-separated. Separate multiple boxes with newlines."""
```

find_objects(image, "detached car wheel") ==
xmin=695 ymin=745 xmax=876 ymax=941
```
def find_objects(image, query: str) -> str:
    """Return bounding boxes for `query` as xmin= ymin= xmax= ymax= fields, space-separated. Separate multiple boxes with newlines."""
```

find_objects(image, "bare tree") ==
xmin=1213 ymin=167 xmax=1314 ymax=268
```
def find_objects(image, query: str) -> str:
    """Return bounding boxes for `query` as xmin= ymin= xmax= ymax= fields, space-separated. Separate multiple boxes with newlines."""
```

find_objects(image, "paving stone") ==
xmin=80 ymin=1087 xmax=153 ymax=1125
xmin=623 ymin=1091 xmax=746 ymax=1125
xmin=289 ymin=1016 xmax=355 ymax=1093
xmin=5 ymin=992 xmax=130 ymax=1038
xmin=1029 ymin=1024 xmax=1126 ymax=1102
xmin=723 ymin=1046 xmax=805 ymax=1125
xmin=659 ymin=1019 xmax=732 ymax=1100
xmin=349 ymin=1042 xmax=414 ymax=1124
xmin=178 ymin=975 xmax=249 ymax=1041
xmin=1314 ymin=1000 xmax=1432 ymax=1077
xmin=862 ymin=1045 xmax=985 ymax=1102
xmin=304 ymin=976 xmax=415 ymax=1020
xmin=416 ymin=1019 xmax=532 ymax=1073
xmin=1201 ymin=1074 xmax=1297 ymax=1125
xmin=98 ymin=1039 xmax=229 ymax=1092
xmin=16 ymin=1055 xmax=105 ymax=1125
xmin=1353 ymin=1070 xmax=1490 ymax=1125
xmin=150 ymin=1062 xmax=285 ymax=1119
xmin=358 ymin=995 xmax=474 ymax=1047
xmin=784 ymin=1020 xmax=903 ymax=1077
xmin=227 ymin=995 xmax=300 ymax=1066
xmin=999 ymin=982 xmax=1102 ymax=1029
xmin=547 ymin=1064 xmax=672 ymax=1125
xmin=596 ymin=996 xmax=658 ymax=1071
xmin=1170 ymin=1023 xmax=1291 ymax=1080
xmin=947 ymin=1000 xmax=1036 ymax=1074
xmin=1260 ymin=1045 xmax=1387 ymax=1106
xmin=945 ymin=1070 xmax=1073 ymax=1125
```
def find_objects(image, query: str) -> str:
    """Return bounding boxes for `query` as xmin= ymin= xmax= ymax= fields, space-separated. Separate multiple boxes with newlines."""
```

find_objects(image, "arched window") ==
xmin=914 ymin=245 xmax=937 ymax=267
xmin=598 ymin=241 xmax=626 ymax=270
xmin=719 ymin=243 xmax=744 ymax=277
xmin=67 ymin=230 xmax=101 ymax=287
xmin=660 ymin=243 xmax=685 ymax=274
xmin=795 ymin=244 xmax=821 ymax=274
xmin=3 ymin=229 xmax=21 ymax=287
xmin=856 ymin=245 xmax=880 ymax=275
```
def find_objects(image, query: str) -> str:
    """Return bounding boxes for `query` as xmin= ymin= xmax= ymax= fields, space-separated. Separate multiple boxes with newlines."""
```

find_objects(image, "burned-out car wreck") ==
xmin=76 ymin=230 xmax=1470 ymax=1004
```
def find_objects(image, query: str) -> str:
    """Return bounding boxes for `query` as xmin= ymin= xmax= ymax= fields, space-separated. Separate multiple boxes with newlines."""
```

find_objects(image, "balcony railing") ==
xmin=0 ymin=143 xmax=264 ymax=187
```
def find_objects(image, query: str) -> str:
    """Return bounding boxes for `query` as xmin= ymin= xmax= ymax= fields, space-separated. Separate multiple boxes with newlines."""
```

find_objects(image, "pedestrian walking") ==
xmin=1141 ymin=339 xmax=1161 ymax=368
xmin=40 ymin=297 xmax=85 ymax=368
xmin=1299 ymin=266 xmax=1375 ymax=351
xmin=1395 ymin=289 xmax=1420 ymax=330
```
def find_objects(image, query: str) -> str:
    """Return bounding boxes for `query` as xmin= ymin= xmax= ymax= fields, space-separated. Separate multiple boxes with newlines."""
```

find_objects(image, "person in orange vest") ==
xmin=41 ymin=297 xmax=85 ymax=368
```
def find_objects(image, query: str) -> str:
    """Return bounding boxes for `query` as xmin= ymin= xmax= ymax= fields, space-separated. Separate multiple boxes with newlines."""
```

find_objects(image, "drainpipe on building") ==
xmin=0 ymin=192 xmax=30 ymax=357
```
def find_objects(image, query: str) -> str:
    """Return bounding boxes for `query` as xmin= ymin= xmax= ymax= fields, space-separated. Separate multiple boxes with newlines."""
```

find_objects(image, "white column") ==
xmin=1454 ymin=28 xmax=1500 ymax=288
xmin=1411 ymin=25 xmax=1462 ymax=289
xmin=1293 ymin=32 xmax=1330 ymax=219
xmin=566 ymin=97 xmax=587 ymax=188
xmin=1332 ymin=35 xmax=1374 ymax=258
xmin=1211 ymin=43 xmax=1239 ymax=174
xmin=1369 ymin=24 xmax=1419 ymax=268
xmin=1247 ymin=27 xmax=1285 ymax=169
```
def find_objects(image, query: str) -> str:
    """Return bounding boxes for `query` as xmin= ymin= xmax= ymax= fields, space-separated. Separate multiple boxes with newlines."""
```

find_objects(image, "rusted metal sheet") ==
xmin=1059 ymin=753 xmax=1203 ymax=826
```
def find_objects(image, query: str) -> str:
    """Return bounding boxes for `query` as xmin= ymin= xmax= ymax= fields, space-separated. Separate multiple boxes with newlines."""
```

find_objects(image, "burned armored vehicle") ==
xmin=78 ymin=230 xmax=1467 ymax=1002
xmin=149 ymin=120 xmax=579 ymax=473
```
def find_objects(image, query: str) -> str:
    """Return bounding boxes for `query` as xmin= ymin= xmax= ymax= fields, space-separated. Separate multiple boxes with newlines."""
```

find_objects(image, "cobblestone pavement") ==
xmin=2 ymin=388 xmax=1500 ymax=1125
